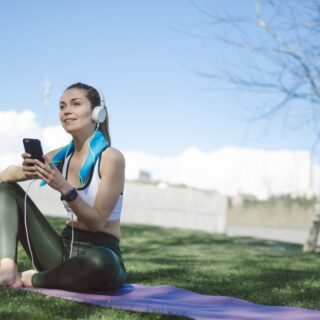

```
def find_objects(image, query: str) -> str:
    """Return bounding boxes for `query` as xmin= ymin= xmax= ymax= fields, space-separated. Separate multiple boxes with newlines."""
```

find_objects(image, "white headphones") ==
xmin=92 ymin=88 xmax=107 ymax=123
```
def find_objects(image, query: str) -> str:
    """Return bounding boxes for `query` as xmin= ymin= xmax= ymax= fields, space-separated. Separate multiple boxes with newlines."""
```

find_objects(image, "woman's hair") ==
xmin=66 ymin=82 xmax=111 ymax=145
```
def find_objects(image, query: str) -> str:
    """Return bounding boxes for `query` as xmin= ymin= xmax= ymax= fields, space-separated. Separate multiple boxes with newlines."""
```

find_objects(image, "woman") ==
xmin=0 ymin=82 xmax=126 ymax=292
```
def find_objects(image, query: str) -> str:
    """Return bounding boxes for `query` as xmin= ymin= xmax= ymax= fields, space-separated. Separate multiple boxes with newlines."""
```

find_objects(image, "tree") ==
xmin=192 ymin=0 xmax=320 ymax=251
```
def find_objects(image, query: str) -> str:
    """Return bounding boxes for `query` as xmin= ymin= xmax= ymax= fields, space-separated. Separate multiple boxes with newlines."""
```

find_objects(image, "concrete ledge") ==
xmin=227 ymin=225 xmax=309 ymax=244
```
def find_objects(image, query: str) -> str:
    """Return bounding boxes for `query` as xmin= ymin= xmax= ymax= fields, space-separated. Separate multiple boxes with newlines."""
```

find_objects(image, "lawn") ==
xmin=1 ymin=216 xmax=320 ymax=319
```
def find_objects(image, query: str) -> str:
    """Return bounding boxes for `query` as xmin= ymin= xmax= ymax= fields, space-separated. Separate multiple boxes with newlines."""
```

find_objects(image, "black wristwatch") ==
xmin=60 ymin=188 xmax=78 ymax=202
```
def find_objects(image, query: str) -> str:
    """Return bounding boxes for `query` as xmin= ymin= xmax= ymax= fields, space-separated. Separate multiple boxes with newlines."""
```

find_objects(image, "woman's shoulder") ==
xmin=100 ymin=147 xmax=125 ymax=164
xmin=99 ymin=147 xmax=125 ymax=174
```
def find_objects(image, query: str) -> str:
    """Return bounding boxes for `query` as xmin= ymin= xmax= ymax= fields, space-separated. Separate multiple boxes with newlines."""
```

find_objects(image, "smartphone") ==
xmin=23 ymin=138 xmax=45 ymax=163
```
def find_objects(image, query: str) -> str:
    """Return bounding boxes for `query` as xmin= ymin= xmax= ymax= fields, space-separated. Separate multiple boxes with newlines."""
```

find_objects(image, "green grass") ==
xmin=1 ymin=216 xmax=320 ymax=319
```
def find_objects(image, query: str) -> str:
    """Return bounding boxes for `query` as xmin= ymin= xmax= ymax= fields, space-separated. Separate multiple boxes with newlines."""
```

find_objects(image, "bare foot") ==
xmin=0 ymin=258 xmax=23 ymax=288
xmin=20 ymin=270 xmax=38 ymax=288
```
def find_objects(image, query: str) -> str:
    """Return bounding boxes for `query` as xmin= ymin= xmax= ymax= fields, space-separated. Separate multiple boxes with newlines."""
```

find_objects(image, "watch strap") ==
xmin=60 ymin=188 xmax=78 ymax=202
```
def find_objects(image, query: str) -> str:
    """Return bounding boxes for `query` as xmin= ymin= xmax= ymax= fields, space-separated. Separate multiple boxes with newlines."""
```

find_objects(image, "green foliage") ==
xmin=230 ymin=194 xmax=317 ymax=209
xmin=1 ymin=216 xmax=320 ymax=319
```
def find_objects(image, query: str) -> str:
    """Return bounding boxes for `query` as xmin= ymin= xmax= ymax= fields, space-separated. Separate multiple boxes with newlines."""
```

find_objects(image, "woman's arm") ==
xmin=35 ymin=147 xmax=125 ymax=232
xmin=0 ymin=165 xmax=28 ymax=182
xmin=0 ymin=151 xmax=41 ymax=182
xmin=0 ymin=147 xmax=63 ymax=183
xmin=66 ymin=148 xmax=125 ymax=232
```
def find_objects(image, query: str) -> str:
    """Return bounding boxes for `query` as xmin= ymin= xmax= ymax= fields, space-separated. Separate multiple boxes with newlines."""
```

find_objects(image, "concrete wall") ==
xmin=19 ymin=180 xmax=313 ymax=244
xmin=18 ymin=180 xmax=228 ymax=234
xmin=19 ymin=181 xmax=66 ymax=217
xmin=122 ymin=181 xmax=228 ymax=233
xmin=226 ymin=199 xmax=315 ymax=244
xmin=227 ymin=200 xmax=313 ymax=229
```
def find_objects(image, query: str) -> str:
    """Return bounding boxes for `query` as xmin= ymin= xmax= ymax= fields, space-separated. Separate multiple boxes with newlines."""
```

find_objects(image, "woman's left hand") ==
xmin=34 ymin=155 xmax=70 ymax=193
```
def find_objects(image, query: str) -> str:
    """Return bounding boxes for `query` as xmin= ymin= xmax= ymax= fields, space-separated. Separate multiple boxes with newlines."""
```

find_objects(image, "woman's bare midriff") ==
xmin=66 ymin=219 xmax=121 ymax=240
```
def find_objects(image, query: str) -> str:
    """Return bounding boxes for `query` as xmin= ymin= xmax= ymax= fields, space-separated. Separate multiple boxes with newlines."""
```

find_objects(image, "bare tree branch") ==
xmin=191 ymin=0 xmax=320 ymax=136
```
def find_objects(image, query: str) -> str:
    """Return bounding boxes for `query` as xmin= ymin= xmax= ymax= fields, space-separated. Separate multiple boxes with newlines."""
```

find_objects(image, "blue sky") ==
xmin=0 ymin=0 xmax=317 ymax=156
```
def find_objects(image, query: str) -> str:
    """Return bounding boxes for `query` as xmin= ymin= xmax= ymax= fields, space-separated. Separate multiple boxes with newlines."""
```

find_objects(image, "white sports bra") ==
xmin=61 ymin=152 xmax=123 ymax=221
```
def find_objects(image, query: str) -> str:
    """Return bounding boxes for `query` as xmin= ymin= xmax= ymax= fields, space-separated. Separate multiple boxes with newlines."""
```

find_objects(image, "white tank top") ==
xmin=61 ymin=152 xmax=123 ymax=221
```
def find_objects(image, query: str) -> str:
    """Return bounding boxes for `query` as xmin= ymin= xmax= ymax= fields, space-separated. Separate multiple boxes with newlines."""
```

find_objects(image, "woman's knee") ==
xmin=0 ymin=183 xmax=18 ymax=217
xmin=86 ymin=247 xmax=120 ymax=275
xmin=0 ymin=181 xmax=15 ymax=193
xmin=0 ymin=182 xmax=25 ymax=198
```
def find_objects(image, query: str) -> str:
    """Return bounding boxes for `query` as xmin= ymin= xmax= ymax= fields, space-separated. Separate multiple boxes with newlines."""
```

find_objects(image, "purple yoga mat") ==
xmin=24 ymin=284 xmax=320 ymax=319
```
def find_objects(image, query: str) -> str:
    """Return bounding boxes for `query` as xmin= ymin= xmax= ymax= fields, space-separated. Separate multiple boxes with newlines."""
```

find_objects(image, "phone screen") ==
xmin=23 ymin=138 xmax=45 ymax=163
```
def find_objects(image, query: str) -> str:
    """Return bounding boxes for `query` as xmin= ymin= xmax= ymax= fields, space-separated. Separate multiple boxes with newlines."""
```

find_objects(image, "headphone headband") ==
xmin=95 ymin=87 xmax=106 ymax=108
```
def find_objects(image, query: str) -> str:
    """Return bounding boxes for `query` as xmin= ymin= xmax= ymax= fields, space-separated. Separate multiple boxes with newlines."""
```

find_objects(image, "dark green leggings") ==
xmin=0 ymin=182 xmax=126 ymax=292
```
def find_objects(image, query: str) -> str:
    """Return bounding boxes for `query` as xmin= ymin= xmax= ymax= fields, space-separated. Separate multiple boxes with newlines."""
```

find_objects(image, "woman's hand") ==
xmin=21 ymin=153 xmax=38 ymax=179
xmin=34 ymin=155 xmax=72 ymax=194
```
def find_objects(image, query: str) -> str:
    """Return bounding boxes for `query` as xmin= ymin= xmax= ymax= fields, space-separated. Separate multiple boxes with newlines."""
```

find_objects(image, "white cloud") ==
xmin=0 ymin=110 xmax=69 ymax=167
xmin=124 ymin=147 xmax=315 ymax=200
xmin=0 ymin=110 xmax=37 ymax=137
xmin=42 ymin=125 xmax=70 ymax=152
xmin=0 ymin=109 xmax=316 ymax=200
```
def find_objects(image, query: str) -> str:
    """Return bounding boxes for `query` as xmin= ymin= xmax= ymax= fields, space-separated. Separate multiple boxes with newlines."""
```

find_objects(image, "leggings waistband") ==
xmin=60 ymin=226 xmax=121 ymax=257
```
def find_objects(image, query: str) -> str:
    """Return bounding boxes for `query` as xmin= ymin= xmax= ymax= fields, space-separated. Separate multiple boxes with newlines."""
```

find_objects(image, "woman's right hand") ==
xmin=21 ymin=153 xmax=39 ymax=179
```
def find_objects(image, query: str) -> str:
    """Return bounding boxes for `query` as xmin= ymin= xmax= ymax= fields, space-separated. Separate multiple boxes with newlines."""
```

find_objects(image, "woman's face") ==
xmin=59 ymin=88 xmax=94 ymax=134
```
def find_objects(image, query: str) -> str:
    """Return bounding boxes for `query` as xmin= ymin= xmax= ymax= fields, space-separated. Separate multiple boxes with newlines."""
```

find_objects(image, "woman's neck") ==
xmin=71 ymin=127 xmax=96 ymax=154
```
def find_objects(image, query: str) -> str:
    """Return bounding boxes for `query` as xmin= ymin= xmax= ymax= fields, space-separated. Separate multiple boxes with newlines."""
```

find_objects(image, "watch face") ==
xmin=62 ymin=188 xmax=78 ymax=202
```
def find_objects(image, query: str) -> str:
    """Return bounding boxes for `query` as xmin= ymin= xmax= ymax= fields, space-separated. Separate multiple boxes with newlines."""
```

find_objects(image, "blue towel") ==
xmin=40 ymin=130 xmax=108 ymax=187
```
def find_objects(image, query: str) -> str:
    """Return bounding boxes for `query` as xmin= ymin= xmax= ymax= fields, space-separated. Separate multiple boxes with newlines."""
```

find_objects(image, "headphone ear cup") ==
xmin=92 ymin=106 xmax=107 ymax=123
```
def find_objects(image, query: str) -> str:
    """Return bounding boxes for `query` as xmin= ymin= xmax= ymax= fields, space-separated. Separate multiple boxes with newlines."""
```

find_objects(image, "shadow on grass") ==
xmin=0 ymin=287 xmax=99 ymax=320
xmin=0 ymin=286 xmax=188 ymax=320
xmin=121 ymin=223 xmax=320 ymax=310
xmin=13 ymin=218 xmax=320 ymax=313
xmin=121 ymin=223 xmax=302 ymax=252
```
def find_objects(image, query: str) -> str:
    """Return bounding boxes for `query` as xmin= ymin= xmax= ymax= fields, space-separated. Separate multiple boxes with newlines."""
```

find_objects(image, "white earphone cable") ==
xmin=24 ymin=125 xmax=99 ymax=262
xmin=24 ymin=179 xmax=37 ymax=270
xmin=63 ymin=142 xmax=75 ymax=259
xmin=69 ymin=212 xmax=74 ymax=258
